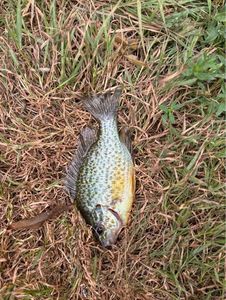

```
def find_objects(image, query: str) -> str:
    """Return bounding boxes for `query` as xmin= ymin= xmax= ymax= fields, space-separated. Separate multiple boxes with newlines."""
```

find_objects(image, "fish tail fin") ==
xmin=83 ymin=88 xmax=122 ymax=121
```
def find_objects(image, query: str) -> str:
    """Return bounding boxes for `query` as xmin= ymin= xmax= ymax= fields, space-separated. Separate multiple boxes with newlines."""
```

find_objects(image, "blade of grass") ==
xmin=16 ymin=0 xmax=22 ymax=48
xmin=137 ymin=0 xmax=146 ymax=54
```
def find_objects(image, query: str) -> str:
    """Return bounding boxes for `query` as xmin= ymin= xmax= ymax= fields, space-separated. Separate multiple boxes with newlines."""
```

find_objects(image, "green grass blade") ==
xmin=16 ymin=0 xmax=22 ymax=48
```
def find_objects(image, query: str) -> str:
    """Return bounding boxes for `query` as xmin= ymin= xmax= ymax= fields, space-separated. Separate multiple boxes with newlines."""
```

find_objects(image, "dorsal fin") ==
xmin=119 ymin=126 xmax=133 ymax=155
xmin=65 ymin=127 xmax=97 ymax=200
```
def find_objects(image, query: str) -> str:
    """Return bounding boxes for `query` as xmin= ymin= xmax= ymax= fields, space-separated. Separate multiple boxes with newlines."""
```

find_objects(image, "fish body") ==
xmin=66 ymin=89 xmax=135 ymax=247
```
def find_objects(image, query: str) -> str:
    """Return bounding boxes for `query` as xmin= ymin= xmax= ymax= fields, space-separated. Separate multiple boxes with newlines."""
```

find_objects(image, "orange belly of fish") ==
xmin=110 ymin=164 xmax=135 ymax=224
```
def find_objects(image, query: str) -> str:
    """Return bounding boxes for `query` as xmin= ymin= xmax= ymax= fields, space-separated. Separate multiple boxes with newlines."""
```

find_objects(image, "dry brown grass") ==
xmin=0 ymin=1 xmax=225 ymax=299
xmin=0 ymin=73 xmax=164 ymax=299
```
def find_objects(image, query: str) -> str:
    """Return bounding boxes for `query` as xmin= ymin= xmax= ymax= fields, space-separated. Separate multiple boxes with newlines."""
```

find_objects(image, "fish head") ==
xmin=92 ymin=204 xmax=123 ymax=248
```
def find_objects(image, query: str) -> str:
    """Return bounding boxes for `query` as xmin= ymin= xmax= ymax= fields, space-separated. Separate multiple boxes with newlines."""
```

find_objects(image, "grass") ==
xmin=0 ymin=0 xmax=225 ymax=299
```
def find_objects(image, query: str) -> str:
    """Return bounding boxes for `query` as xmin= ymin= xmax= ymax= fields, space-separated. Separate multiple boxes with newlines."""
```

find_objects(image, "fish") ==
xmin=65 ymin=88 xmax=135 ymax=247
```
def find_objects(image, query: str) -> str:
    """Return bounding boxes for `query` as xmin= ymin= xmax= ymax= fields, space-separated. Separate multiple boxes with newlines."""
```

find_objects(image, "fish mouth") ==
xmin=100 ymin=234 xmax=118 ymax=248
xmin=93 ymin=223 xmax=120 ymax=248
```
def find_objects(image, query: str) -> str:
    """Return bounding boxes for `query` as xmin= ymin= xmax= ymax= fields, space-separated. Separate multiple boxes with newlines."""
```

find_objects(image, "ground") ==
xmin=0 ymin=1 xmax=225 ymax=299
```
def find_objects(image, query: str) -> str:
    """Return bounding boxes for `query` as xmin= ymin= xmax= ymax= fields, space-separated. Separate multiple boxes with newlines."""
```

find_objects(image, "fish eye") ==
xmin=96 ymin=225 xmax=104 ymax=235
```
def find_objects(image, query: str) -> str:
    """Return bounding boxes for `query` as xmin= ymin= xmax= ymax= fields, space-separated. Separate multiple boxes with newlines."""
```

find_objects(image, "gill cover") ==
xmin=92 ymin=204 xmax=123 ymax=247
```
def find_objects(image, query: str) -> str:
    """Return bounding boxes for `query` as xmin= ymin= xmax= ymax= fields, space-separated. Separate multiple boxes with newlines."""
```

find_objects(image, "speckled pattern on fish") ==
xmin=65 ymin=89 xmax=135 ymax=247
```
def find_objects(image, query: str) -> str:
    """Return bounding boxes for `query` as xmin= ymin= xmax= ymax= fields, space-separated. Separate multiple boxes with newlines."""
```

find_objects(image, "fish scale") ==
xmin=65 ymin=89 xmax=135 ymax=247
xmin=77 ymin=120 xmax=130 ymax=216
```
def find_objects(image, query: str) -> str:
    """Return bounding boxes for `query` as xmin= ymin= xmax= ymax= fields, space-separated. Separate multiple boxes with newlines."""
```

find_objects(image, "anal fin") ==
xmin=65 ymin=127 xmax=97 ymax=200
